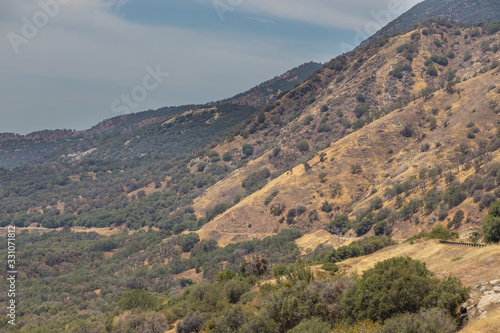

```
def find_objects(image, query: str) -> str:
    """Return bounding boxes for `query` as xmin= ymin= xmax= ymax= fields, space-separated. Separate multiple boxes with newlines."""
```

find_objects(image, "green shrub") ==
xmin=400 ymin=124 xmax=414 ymax=137
xmin=222 ymin=152 xmax=232 ymax=162
xmin=317 ymin=123 xmax=332 ymax=133
xmin=396 ymin=43 xmax=417 ymax=54
xmin=242 ymin=143 xmax=254 ymax=156
xmin=224 ymin=278 xmax=250 ymax=304
xmin=356 ymin=93 xmax=366 ymax=103
xmin=427 ymin=64 xmax=438 ymax=76
xmin=350 ymin=163 xmax=362 ymax=174
xmin=352 ymin=119 xmax=366 ymax=130
xmin=242 ymin=169 xmax=271 ymax=194
xmin=321 ymin=201 xmax=333 ymax=213
xmin=390 ymin=62 xmax=412 ymax=79
xmin=197 ymin=162 xmax=206 ymax=172
xmin=327 ymin=214 xmax=351 ymax=235
xmin=289 ymin=317 xmax=331 ymax=333
xmin=297 ymin=140 xmax=310 ymax=152
xmin=378 ymin=308 xmax=456 ymax=333
xmin=206 ymin=203 xmax=232 ymax=221
xmin=483 ymin=199 xmax=500 ymax=243
xmin=121 ymin=289 xmax=158 ymax=310
xmin=321 ymin=262 xmax=339 ymax=274
xmin=341 ymin=257 xmax=468 ymax=323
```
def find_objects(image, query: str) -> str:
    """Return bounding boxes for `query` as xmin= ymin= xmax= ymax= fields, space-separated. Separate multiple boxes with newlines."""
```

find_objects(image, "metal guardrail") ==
xmin=439 ymin=240 xmax=486 ymax=247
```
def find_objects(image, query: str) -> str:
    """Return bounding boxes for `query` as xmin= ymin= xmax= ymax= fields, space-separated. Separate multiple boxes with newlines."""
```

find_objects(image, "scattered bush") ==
xmin=317 ymin=123 xmax=332 ymax=133
xmin=297 ymin=140 xmax=310 ymax=152
xmin=378 ymin=308 xmax=456 ymax=333
xmin=483 ymin=199 xmax=500 ymax=243
xmin=242 ymin=144 xmax=254 ymax=156
xmin=341 ymin=257 xmax=468 ymax=323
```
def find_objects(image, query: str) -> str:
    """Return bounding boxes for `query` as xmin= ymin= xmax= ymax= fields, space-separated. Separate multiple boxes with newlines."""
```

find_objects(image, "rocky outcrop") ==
xmin=461 ymin=279 xmax=500 ymax=322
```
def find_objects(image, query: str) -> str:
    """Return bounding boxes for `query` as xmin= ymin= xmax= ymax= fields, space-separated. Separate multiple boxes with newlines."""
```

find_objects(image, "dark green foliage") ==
xmin=427 ymin=54 xmax=449 ymax=66
xmin=271 ymin=146 xmax=281 ymax=158
xmin=224 ymin=278 xmax=251 ymax=304
xmin=351 ymin=118 xmax=366 ymax=130
xmin=390 ymin=62 xmax=412 ymax=79
xmin=405 ymin=225 xmax=456 ymax=243
xmin=197 ymin=161 xmax=207 ymax=172
xmin=257 ymin=112 xmax=266 ymax=124
xmin=321 ymin=201 xmax=333 ymax=213
xmin=350 ymin=164 xmax=362 ymax=174
xmin=400 ymin=124 xmax=414 ymax=137
xmin=341 ymin=257 xmax=469 ymax=323
xmin=483 ymin=199 xmax=500 ymax=243
xmin=327 ymin=214 xmax=351 ymax=235
xmin=121 ymin=289 xmax=158 ymax=310
xmin=222 ymin=152 xmax=232 ymax=162
xmin=354 ymin=104 xmax=370 ymax=118
xmin=289 ymin=317 xmax=331 ymax=333
xmin=325 ymin=236 xmax=395 ymax=263
xmin=242 ymin=144 xmax=254 ymax=156
xmin=206 ymin=203 xmax=232 ymax=222
xmin=178 ymin=233 xmax=201 ymax=252
xmin=355 ymin=94 xmax=366 ymax=103
xmin=396 ymin=43 xmax=417 ymax=54
xmin=370 ymin=196 xmax=383 ymax=210
xmin=242 ymin=168 xmax=271 ymax=194
xmin=317 ymin=123 xmax=332 ymax=133
xmin=264 ymin=189 xmax=279 ymax=205
xmin=374 ymin=221 xmax=391 ymax=236
xmin=297 ymin=140 xmax=310 ymax=152
xmin=303 ymin=115 xmax=314 ymax=126
xmin=427 ymin=63 xmax=438 ymax=76
xmin=321 ymin=262 xmax=339 ymax=274
xmin=443 ymin=185 xmax=467 ymax=208
xmin=449 ymin=210 xmax=464 ymax=229
xmin=398 ymin=199 xmax=422 ymax=221
xmin=354 ymin=212 xmax=375 ymax=236
xmin=177 ymin=313 xmax=205 ymax=333
xmin=378 ymin=308 xmax=456 ymax=333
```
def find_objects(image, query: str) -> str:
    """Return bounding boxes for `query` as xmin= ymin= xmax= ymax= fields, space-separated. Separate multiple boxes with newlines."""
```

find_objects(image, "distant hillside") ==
xmin=219 ymin=61 xmax=322 ymax=107
xmin=0 ymin=63 xmax=319 ymax=168
xmin=368 ymin=0 xmax=500 ymax=43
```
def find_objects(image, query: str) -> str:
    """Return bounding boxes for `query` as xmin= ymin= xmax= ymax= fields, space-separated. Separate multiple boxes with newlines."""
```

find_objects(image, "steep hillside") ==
xmin=369 ymin=0 xmax=500 ymax=43
xmin=219 ymin=61 xmax=322 ymax=107
xmin=198 ymin=21 xmax=500 ymax=241
xmin=0 ymin=63 xmax=319 ymax=168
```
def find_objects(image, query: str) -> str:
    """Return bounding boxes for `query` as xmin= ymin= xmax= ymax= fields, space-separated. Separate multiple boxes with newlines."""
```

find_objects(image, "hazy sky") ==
xmin=0 ymin=0 xmax=423 ymax=134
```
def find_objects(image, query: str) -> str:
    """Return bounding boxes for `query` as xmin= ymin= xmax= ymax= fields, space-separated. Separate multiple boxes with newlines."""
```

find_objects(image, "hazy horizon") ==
xmin=0 ymin=0 xmax=423 ymax=135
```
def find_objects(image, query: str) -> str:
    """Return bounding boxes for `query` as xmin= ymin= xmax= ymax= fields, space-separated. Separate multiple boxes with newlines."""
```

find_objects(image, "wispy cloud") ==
xmin=246 ymin=16 xmax=276 ymax=24
xmin=0 ymin=0 xmax=312 ymax=134
xmin=196 ymin=0 xmax=423 ymax=30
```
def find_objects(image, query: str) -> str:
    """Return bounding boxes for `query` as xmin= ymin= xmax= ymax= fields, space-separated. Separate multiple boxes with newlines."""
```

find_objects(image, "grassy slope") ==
xmin=335 ymin=239 xmax=500 ymax=331
xmin=199 ymin=25 xmax=500 ymax=240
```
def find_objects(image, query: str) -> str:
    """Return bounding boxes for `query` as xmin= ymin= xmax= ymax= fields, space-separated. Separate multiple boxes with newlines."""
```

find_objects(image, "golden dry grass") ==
xmin=172 ymin=268 xmax=203 ymax=284
xmin=196 ymin=228 xmax=273 ymax=247
xmin=460 ymin=306 xmax=500 ymax=333
xmin=339 ymin=239 xmax=500 ymax=287
xmin=295 ymin=230 xmax=356 ymax=254
xmin=196 ymin=28 xmax=500 ymax=239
